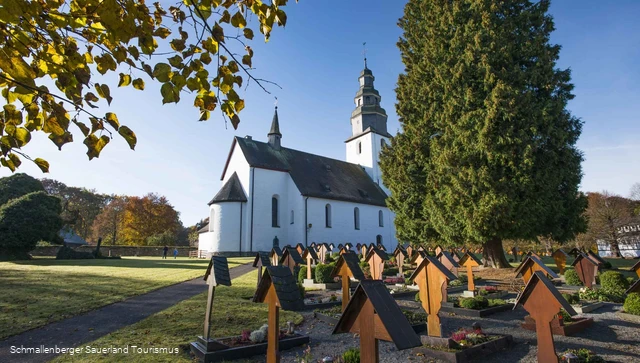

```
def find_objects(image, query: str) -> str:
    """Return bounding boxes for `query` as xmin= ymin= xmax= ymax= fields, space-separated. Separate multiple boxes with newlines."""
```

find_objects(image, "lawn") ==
xmin=0 ymin=256 xmax=253 ymax=339
xmin=52 ymin=270 xmax=303 ymax=363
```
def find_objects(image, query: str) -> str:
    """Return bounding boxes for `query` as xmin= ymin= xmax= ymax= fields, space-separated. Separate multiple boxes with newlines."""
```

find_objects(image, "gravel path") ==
xmin=275 ymin=296 xmax=640 ymax=362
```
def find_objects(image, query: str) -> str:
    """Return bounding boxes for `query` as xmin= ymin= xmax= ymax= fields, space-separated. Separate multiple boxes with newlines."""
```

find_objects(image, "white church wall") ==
xmin=286 ymin=177 xmax=305 ymax=247
xmin=198 ymin=232 xmax=215 ymax=253
xmin=248 ymin=168 xmax=291 ymax=251
xmin=306 ymin=197 xmax=397 ymax=251
xmin=208 ymin=202 xmax=243 ymax=252
xmin=345 ymin=132 xmax=390 ymax=196
xmin=222 ymin=140 xmax=251 ymax=189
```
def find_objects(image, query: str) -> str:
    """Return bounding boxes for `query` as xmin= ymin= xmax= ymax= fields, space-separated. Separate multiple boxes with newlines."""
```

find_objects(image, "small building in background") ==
xmin=596 ymin=224 xmax=640 ymax=258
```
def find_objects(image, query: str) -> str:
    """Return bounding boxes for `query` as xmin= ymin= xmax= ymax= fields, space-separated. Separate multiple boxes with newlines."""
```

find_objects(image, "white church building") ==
xmin=198 ymin=62 xmax=398 ymax=254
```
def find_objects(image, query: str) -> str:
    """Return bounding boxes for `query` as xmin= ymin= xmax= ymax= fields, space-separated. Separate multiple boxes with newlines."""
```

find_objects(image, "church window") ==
xmin=325 ymin=204 xmax=332 ymax=228
xmin=366 ymin=96 xmax=370 ymax=104
xmin=271 ymin=196 xmax=279 ymax=227
xmin=354 ymin=207 xmax=360 ymax=230
xmin=378 ymin=210 xmax=384 ymax=227
xmin=290 ymin=210 xmax=294 ymax=224
xmin=358 ymin=99 xmax=361 ymax=106
xmin=381 ymin=139 xmax=387 ymax=148
xmin=357 ymin=142 xmax=362 ymax=154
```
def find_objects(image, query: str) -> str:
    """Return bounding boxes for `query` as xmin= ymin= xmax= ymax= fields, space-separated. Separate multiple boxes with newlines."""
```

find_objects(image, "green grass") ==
xmin=0 ymin=256 xmax=253 ymax=339
xmin=53 ymin=270 xmax=303 ymax=363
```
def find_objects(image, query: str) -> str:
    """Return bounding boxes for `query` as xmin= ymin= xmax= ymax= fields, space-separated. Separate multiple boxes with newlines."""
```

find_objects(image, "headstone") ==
xmin=405 ymin=245 xmax=414 ymax=260
xmin=270 ymin=246 xmax=283 ymax=266
xmin=459 ymin=252 xmax=482 ymax=292
xmin=514 ymin=256 xmax=558 ymax=284
xmin=552 ymin=249 xmax=569 ymax=275
xmin=514 ymin=271 xmax=576 ymax=363
xmin=295 ymin=243 xmax=305 ymax=256
xmin=410 ymin=250 xmax=427 ymax=268
xmin=301 ymin=247 xmax=319 ymax=281
xmin=393 ymin=245 xmax=408 ymax=277
xmin=332 ymin=280 xmax=421 ymax=363
xmin=436 ymin=251 xmax=460 ymax=276
xmin=571 ymin=252 xmax=599 ymax=288
xmin=253 ymin=252 xmax=272 ymax=287
xmin=330 ymin=252 xmax=365 ymax=311
xmin=365 ymin=248 xmax=389 ymax=280
xmin=280 ymin=247 xmax=303 ymax=275
xmin=317 ymin=243 xmax=330 ymax=264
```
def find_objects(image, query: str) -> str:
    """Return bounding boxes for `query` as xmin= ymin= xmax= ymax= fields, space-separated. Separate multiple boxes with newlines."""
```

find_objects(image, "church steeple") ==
xmin=267 ymin=106 xmax=282 ymax=150
xmin=349 ymin=61 xmax=388 ymax=138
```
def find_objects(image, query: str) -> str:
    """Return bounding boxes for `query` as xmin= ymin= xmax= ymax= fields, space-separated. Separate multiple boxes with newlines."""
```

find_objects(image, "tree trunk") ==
xmin=482 ymin=237 xmax=511 ymax=268
xmin=609 ymin=239 xmax=622 ymax=258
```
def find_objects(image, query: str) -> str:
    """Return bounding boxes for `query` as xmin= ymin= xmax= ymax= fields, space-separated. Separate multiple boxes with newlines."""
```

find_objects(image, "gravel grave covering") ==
xmin=275 ymin=298 xmax=640 ymax=362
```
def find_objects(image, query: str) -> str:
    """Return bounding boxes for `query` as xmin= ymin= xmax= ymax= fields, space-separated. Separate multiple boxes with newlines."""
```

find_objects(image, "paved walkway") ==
xmin=0 ymin=263 xmax=254 ymax=363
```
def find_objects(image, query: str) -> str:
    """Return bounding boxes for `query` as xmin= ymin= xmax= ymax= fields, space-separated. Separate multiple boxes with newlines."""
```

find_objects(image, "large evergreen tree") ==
xmin=381 ymin=0 xmax=586 ymax=267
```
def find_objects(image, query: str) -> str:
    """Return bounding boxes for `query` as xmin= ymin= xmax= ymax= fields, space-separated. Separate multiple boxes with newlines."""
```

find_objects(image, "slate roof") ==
xmin=58 ymin=228 xmax=88 ymax=246
xmin=271 ymin=246 xmax=283 ymax=257
xmin=253 ymin=266 xmax=304 ymax=311
xmin=332 ymin=280 xmax=422 ymax=350
xmin=627 ymin=279 xmax=640 ymax=294
xmin=436 ymin=251 xmax=460 ymax=268
xmin=204 ymin=256 xmax=232 ymax=286
xmin=331 ymin=252 xmax=366 ymax=281
xmin=459 ymin=252 xmax=482 ymax=266
xmin=410 ymin=250 xmax=427 ymax=264
xmin=514 ymin=256 xmax=559 ymax=279
xmin=253 ymin=252 xmax=272 ymax=267
xmin=269 ymin=108 xmax=281 ymax=135
xmin=208 ymin=172 xmax=247 ymax=205
xmin=197 ymin=223 xmax=209 ymax=234
xmin=302 ymin=247 xmax=318 ymax=262
xmin=224 ymin=137 xmax=388 ymax=207
xmin=344 ymin=243 xmax=353 ymax=249
xmin=409 ymin=255 xmax=458 ymax=283
xmin=393 ymin=245 xmax=408 ymax=258
xmin=365 ymin=248 xmax=389 ymax=262
xmin=281 ymin=247 xmax=304 ymax=265
xmin=514 ymin=271 xmax=576 ymax=316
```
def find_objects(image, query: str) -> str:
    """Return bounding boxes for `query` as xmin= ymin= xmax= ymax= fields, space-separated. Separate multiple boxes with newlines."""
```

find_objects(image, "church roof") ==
xmin=268 ymin=107 xmax=281 ymax=136
xmin=344 ymin=126 xmax=392 ymax=143
xmin=226 ymin=136 xmax=388 ymax=207
xmin=208 ymin=172 xmax=247 ymax=205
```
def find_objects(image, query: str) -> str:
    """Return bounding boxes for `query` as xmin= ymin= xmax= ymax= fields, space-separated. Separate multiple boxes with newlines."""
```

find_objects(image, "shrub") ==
xmin=627 ymin=277 xmax=636 ymax=286
xmin=459 ymin=296 xmax=488 ymax=310
xmin=404 ymin=277 xmax=412 ymax=286
xmin=578 ymin=287 xmax=599 ymax=301
xmin=561 ymin=293 xmax=579 ymax=305
xmin=414 ymin=292 xmax=421 ymax=302
xmin=623 ymin=293 xmax=640 ymax=316
xmin=382 ymin=266 xmax=399 ymax=276
xmin=315 ymin=263 xmax=335 ymax=283
xmin=56 ymin=246 xmax=95 ymax=259
xmin=0 ymin=191 xmax=63 ymax=260
xmin=560 ymin=349 xmax=605 ymax=363
xmin=298 ymin=265 xmax=314 ymax=284
xmin=487 ymin=299 xmax=506 ymax=307
xmin=0 ymin=173 xmax=45 ymax=206
xmin=599 ymin=271 xmax=629 ymax=292
xmin=342 ymin=348 xmax=360 ymax=363
xmin=564 ymin=269 xmax=583 ymax=286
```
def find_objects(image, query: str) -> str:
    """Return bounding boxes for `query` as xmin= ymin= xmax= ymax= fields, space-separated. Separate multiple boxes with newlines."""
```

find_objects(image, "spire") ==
xmin=349 ymin=59 xmax=388 ymax=138
xmin=267 ymin=105 xmax=282 ymax=150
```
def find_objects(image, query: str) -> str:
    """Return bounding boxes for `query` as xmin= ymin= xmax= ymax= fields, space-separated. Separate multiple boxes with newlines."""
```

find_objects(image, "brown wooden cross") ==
xmin=252 ymin=252 xmax=272 ymax=288
xmin=571 ymin=252 xmax=599 ymax=288
xmin=270 ymin=246 xmax=283 ymax=266
xmin=360 ymin=244 xmax=368 ymax=259
xmin=552 ymin=249 xmax=568 ymax=275
xmin=253 ymin=266 xmax=304 ymax=363
xmin=459 ymin=252 xmax=482 ymax=291
xmin=301 ymin=247 xmax=318 ymax=281
xmin=365 ymin=248 xmax=389 ymax=280
xmin=514 ymin=255 xmax=558 ymax=284
xmin=280 ymin=247 xmax=303 ymax=275
xmin=200 ymin=256 xmax=232 ymax=350
xmin=405 ymin=245 xmax=414 ymax=260
xmin=330 ymin=252 xmax=365 ymax=311
xmin=434 ymin=245 xmax=443 ymax=256
xmin=436 ymin=251 xmax=460 ymax=277
xmin=295 ymin=243 xmax=305 ymax=256
xmin=332 ymin=280 xmax=421 ymax=363
xmin=514 ymin=271 xmax=576 ymax=363
xmin=409 ymin=256 xmax=457 ymax=337
xmin=393 ymin=245 xmax=408 ymax=277
xmin=316 ymin=243 xmax=330 ymax=264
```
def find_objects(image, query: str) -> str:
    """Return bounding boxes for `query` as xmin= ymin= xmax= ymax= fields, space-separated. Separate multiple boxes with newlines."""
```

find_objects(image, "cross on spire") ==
xmin=362 ymin=42 xmax=367 ymax=69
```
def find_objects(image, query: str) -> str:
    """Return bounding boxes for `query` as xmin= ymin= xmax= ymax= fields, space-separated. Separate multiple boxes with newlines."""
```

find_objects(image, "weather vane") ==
xmin=362 ymin=42 xmax=367 ymax=68
xmin=274 ymin=96 xmax=278 ymax=109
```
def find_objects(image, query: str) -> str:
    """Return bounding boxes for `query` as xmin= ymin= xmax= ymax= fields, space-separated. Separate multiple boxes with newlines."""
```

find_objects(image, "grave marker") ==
xmin=317 ymin=243 xmax=330 ymax=264
xmin=377 ymin=243 xmax=387 ymax=251
xmin=632 ymin=260 xmax=640 ymax=279
xmin=270 ymin=246 xmax=283 ymax=266
xmin=410 ymin=250 xmax=427 ymax=267
xmin=409 ymin=256 xmax=457 ymax=337
xmin=434 ymin=245 xmax=443 ymax=256
xmin=393 ymin=244 xmax=408 ymax=277
xmin=436 ymin=251 xmax=460 ymax=276
xmin=571 ymin=252 xmax=599 ymax=288
xmin=301 ymin=247 xmax=319 ymax=280
xmin=253 ymin=266 xmax=305 ymax=363
xmin=330 ymin=252 xmax=365 ymax=311
xmin=295 ymin=243 xmax=305 ymax=256
xmin=405 ymin=244 xmax=414 ymax=260
xmin=514 ymin=256 xmax=558 ymax=284
xmin=552 ymin=249 xmax=569 ymax=275
xmin=365 ymin=248 xmax=389 ymax=280
xmin=587 ymin=250 xmax=606 ymax=268
xmin=345 ymin=242 xmax=353 ymax=251
xmin=332 ymin=280 xmax=421 ymax=363
xmin=329 ymin=243 xmax=335 ymax=252
xmin=253 ymin=252 xmax=272 ymax=287
xmin=459 ymin=252 xmax=482 ymax=292
xmin=514 ymin=271 xmax=576 ymax=363
xmin=280 ymin=247 xmax=303 ymax=275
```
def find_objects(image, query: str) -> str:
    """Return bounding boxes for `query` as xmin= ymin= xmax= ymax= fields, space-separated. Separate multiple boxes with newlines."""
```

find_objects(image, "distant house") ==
xmin=597 ymin=224 xmax=640 ymax=258
xmin=58 ymin=228 xmax=88 ymax=248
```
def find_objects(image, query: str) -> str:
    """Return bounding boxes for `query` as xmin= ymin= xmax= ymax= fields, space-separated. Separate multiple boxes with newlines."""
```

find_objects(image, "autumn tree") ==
xmin=41 ymin=178 xmax=108 ymax=240
xmin=91 ymin=195 xmax=127 ymax=245
xmin=584 ymin=191 xmax=638 ymax=258
xmin=0 ymin=0 xmax=297 ymax=172
xmin=381 ymin=0 xmax=586 ymax=268
xmin=119 ymin=193 xmax=181 ymax=245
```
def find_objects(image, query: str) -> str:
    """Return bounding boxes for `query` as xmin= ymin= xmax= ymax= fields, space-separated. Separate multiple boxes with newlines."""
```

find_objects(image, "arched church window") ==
xmin=381 ymin=139 xmax=387 ymax=148
xmin=357 ymin=142 xmax=362 ymax=154
xmin=290 ymin=210 xmax=294 ymax=224
xmin=272 ymin=196 xmax=279 ymax=227
xmin=354 ymin=207 xmax=360 ymax=230
xmin=378 ymin=210 xmax=384 ymax=227
xmin=325 ymin=204 xmax=332 ymax=228
xmin=358 ymin=99 xmax=361 ymax=106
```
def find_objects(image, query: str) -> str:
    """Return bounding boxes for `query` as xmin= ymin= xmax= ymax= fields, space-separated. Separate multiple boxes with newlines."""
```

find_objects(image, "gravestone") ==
xmin=280 ymin=247 xmax=303 ymax=275
xmin=332 ymin=280 xmax=421 ymax=363
xmin=393 ymin=244 xmax=408 ymax=277
xmin=514 ymin=271 xmax=576 ymax=363
xmin=552 ymin=249 xmax=569 ymax=275
xmin=410 ymin=250 xmax=427 ymax=268
xmin=301 ymin=247 xmax=319 ymax=281
xmin=253 ymin=252 xmax=272 ymax=288
xmin=571 ymin=252 xmax=599 ymax=288
xmin=365 ymin=248 xmax=389 ymax=280
xmin=191 ymin=256 xmax=232 ymax=356
xmin=344 ymin=242 xmax=353 ymax=251
xmin=409 ymin=256 xmax=457 ymax=337
xmin=331 ymin=252 xmax=365 ymax=311
xmin=436 ymin=251 xmax=460 ymax=276
xmin=587 ymin=250 xmax=606 ymax=267
xmin=270 ymin=246 xmax=283 ymax=266
xmin=317 ymin=243 xmax=330 ymax=264
xmin=459 ymin=252 xmax=482 ymax=292
xmin=328 ymin=243 xmax=335 ymax=253
xmin=253 ymin=266 xmax=305 ymax=363
xmin=405 ymin=244 xmax=414 ymax=260
xmin=514 ymin=256 xmax=558 ymax=284
xmin=295 ymin=243 xmax=305 ymax=256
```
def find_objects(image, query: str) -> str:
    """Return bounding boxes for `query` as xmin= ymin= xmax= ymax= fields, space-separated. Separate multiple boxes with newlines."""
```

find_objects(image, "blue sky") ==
xmin=2 ymin=0 xmax=639 ymax=227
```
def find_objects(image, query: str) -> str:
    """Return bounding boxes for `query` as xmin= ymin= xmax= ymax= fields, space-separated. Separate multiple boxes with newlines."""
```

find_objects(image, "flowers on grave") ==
xmin=450 ymin=327 xmax=491 ymax=347
xmin=559 ymin=348 xmax=605 ymax=362
xmin=383 ymin=276 xmax=404 ymax=284
xmin=249 ymin=324 xmax=269 ymax=343
xmin=556 ymin=309 xmax=573 ymax=323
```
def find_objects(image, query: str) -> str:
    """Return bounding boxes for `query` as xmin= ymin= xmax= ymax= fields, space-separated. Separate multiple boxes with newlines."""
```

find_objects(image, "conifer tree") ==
xmin=381 ymin=0 xmax=586 ymax=267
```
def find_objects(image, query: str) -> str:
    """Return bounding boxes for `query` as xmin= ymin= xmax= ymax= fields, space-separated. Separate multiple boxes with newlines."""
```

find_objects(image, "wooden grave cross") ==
xmin=410 ymin=250 xmax=427 ymax=268
xmin=328 ymin=243 xmax=335 ymax=253
xmin=252 ymin=252 xmax=272 ymax=288
xmin=270 ymin=246 xmax=283 ymax=266
xmin=450 ymin=249 xmax=461 ymax=263
xmin=434 ymin=245 xmax=443 ymax=256
xmin=253 ymin=266 xmax=305 ymax=363
xmin=514 ymin=271 xmax=577 ymax=363
xmin=552 ymin=249 xmax=569 ymax=275
xmin=377 ymin=243 xmax=387 ymax=251
xmin=514 ymin=255 xmax=558 ymax=284
xmin=393 ymin=244 xmax=408 ymax=277
xmin=405 ymin=245 xmax=414 ymax=260
xmin=571 ymin=252 xmax=599 ymax=288
xmin=359 ymin=243 xmax=368 ymax=259
xmin=280 ymin=247 xmax=304 ymax=275
xmin=587 ymin=250 xmax=606 ymax=267
xmin=627 ymin=279 xmax=640 ymax=294
xmin=365 ymin=248 xmax=389 ymax=280
xmin=330 ymin=252 xmax=365 ymax=311
xmin=295 ymin=243 xmax=305 ymax=256
xmin=344 ymin=242 xmax=353 ymax=251
xmin=436 ymin=251 xmax=460 ymax=277
xmin=632 ymin=260 xmax=640 ymax=279
xmin=332 ymin=280 xmax=421 ymax=363
xmin=459 ymin=252 xmax=482 ymax=291
xmin=301 ymin=247 xmax=319 ymax=281
xmin=338 ymin=246 xmax=350 ymax=255
xmin=337 ymin=243 xmax=344 ymax=251
xmin=317 ymin=243 xmax=330 ymax=264
xmin=198 ymin=256 xmax=232 ymax=352
xmin=409 ymin=256 xmax=457 ymax=337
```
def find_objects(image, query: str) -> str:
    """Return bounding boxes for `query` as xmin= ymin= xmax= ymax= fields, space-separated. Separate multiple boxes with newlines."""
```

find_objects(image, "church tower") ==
xmin=345 ymin=59 xmax=390 ymax=195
